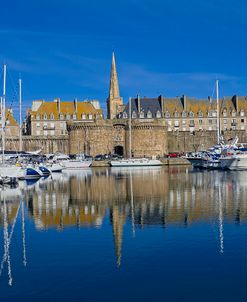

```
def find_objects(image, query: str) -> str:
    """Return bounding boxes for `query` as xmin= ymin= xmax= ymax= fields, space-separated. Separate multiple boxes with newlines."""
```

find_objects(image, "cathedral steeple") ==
xmin=107 ymin=52 xmax=123 ymax=119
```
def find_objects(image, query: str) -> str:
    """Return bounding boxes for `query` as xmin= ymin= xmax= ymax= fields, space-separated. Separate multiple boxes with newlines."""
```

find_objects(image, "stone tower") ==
xmin=107 ymin=52 xmax=123 ymax=119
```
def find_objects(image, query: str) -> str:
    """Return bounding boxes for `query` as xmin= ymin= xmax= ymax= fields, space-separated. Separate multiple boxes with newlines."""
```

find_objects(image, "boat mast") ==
xmin=2 ymin=64 xmax=6 ymax=164
xmin=128 ymin=97 xmax=132 ymax=158
xmin=19 ymin=77 xmax=22 ymax=151
xmin=216 ymin=79 xmax=220 ymax=144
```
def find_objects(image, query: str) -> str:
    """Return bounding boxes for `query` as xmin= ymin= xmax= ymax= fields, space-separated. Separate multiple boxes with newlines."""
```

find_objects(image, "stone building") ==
xmin=4 ymin=108 xmax=19 ymax=137
xmin=118 ymin=95 xmax=247 ymax=133
xmin=25 ymin=98 xmax=103 ymax=136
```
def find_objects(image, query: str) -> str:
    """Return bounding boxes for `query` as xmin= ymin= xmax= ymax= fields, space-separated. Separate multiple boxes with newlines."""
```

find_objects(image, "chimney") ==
xmin=159 ymin=95 xmax=164 ymax=117
xmin=232 ymin=95 xmax=238 ymax=111
xmin=74 ymin=98 xmax=78 ymax=113
xmin=181 ymin=95 xmax=187 ymax=111
xmin=137 ymin=94 xmax=141 ymax=114
xmin=54 ymin=98 xmax=60 ymax=113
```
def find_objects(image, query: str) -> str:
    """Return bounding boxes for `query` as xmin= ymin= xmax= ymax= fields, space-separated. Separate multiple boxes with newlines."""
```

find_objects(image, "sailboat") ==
xmin=110 ymin=97 xmax=162 ymax=167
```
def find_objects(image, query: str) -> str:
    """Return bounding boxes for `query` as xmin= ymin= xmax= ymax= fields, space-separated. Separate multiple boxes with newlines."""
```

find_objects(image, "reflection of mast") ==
xmin=21 ymin=201 xmax=27 ymax=266
xmin=130 ymin=171 xmax=135 ymax=237
xmin=218 ymin=185 xmax=224 ymax=254
xmin=111 ymin=206 xmax=126 ymax=268
xmin=2 ymin=191 xmax=12 ymax=286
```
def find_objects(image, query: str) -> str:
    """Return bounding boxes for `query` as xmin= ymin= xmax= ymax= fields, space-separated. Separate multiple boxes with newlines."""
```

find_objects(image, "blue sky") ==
xmin=1 ymin=0 xmax=247 ymax=114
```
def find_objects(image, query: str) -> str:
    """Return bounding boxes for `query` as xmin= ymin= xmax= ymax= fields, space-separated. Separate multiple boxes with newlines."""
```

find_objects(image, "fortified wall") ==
xmin=68 ymin=119 xmax=168 ymax=157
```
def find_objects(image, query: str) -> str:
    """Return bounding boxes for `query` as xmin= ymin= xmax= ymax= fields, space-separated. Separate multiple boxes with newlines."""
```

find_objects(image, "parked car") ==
xmin=95 ymin=154 xmax=104 ymax=161
xmin=167 ymin=152 xmax=180 ymax=158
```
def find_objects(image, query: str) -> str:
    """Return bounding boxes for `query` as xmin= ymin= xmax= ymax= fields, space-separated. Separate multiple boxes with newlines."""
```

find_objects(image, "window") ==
xmin=82 ymin=113 xmax=86 ymax=120
xmin=209 ymin=119 xmax=212 ymax=124
xmin=212 ymin=111 xmax=217 ymax=117
xmin=51 ymin=130 xmax=55 ymax=136
xmin=36 ymin=114 xmax=40 ymax=120
xmin=36 ymin=130 xmax=40 ymax=135
xmin=241 ymin=118 xmax=245 ymax=123
xmin=165 ymin=111 xmax=170 ymax=118
xmin=189 ymin=120 xmax=194 ymax=126
xmin=240 ymin=111 xmax=245 ymax=117
xmin=232 ymin=111 xmax=236 ymax=117
xmin=43 ymin=114 xmax=47 ymax=120
xmin=132 ymin=111 xmax=137 ymax=118
xmin=224 ymin=119 xmax=227 ymax=124
xmin=147 ymin=110 xmax=152 ymax=118
xmin=51 ymin=123 xmax=54 ymax=128
xmin=156 ymin=110 xmax=161 ymax=118
xmin=174 ymin=111 xmax=179 ymax=117
xmin=73 ymin=113 xmax=77 ymax=120
xmin=66 ymin=113 xmax=70 ymax=120
xmin=182 ymin=127 xmax=186 ymax=131
xmin=182 ymin=111 xmax=187 ymax=117
xmin=241 ymin=125 xmax=245 ymax=130
xmin=208 ymin=111 xmax=212 ymax=117
xmin=223 ymin=110 xmax=227 ymax=117
xmin=174 ymin=120 xmax=179 ymax=127
xmin=189 ymin=111 xmax=194 ymax=117
xmin=140 ymin=111 xmax=144 ymax=118
xmin=44 ymin=130 xmax=48 ymax=136
xmin=60 ymin=123 xmax=64 ymax=129
xmin=122 ymin=112 xmax=127 ymax=119
xmin=88 ymin=113 xmax=93 ymax=120
xmin=59 ymin=113 xmax=64 ymax=120
xmin=198 ymin=111 xmax=203 ymax=118
xmin=36 ymin=123 xmax=40 ymax=128
xmin=199 ymin=119 xmax=203 ymax=125
xmin=50 ymin=113 xmax=54 ymax=120
xmin=168 ymin=120 xmax=172 ymax=126
xmin=182 ymin=120 xmax=186 ymax=125
xmin=208 ymin=126 xmax=212 ymax=131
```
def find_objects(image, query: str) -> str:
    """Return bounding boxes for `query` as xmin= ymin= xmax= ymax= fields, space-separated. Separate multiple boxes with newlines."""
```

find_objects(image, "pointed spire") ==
xmin=109 ymin=52 xmax=120 ymax=100
xmin=111 ymin=206 xmax=126 ymax=268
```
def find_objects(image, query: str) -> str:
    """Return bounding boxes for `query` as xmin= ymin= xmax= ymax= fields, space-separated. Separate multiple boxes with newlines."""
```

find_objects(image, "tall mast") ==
xmin=128 ymin=97 xmax=132 ymax=158
xmin=2 ymin=64 xmax=6 ymax=164
xmin=19 ymin=77 xmax=22 ymax=151
xmin=216 ymin=79 xmax=220 ymax=144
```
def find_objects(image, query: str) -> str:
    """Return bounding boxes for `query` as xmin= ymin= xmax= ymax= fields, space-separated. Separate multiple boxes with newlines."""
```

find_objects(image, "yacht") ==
xmin=52 ymin=153 xmax=92 ymax=169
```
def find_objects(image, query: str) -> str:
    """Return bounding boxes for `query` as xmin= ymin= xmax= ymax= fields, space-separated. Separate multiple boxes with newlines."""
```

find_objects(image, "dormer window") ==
xmin=73 ymin=113 xmax=77 ymax=120
xmin=208 ymin=111 xmax=212 ymax=117
xmin=59 ymin=113 xmax=64 ymax=120
xmin=189 ymin=111 xmax=194 ymax=118
xmin=232 ymin=111 xmax=236 ymax=117
xmin=132 ymin=111 xmax=137 ymax=118
xmin=140 ymin=110 xmax=145 ymax=118
xmin=240 ymin=110 xmax=245 ymax=117
xmin=43 ymin=114 xmax=47 ymax=120
xmin=88 ymin=113 xmax=93 ymax=120
xmin=66 ymin=113 xmax=70 ymax=120
xmin=122 ymin=112 xmax=127 ymax=119
xmin=156 ymin=110 xmax=161 ymax=118
xmin=36 ymin=114 xmax=40 ymax=120
xmin=147 ymin=110 xmax=152 ymax=118
xmin=165 ymin=111 xmax=170 ymax=118
xmin=50 ymin=113 xmax=54 ymax=120
xmin=81 ymin=113 xmax=86 ymax=120
xmin=212 ymin=110 xmax=217 ymax=117
xmin=182 ymin=111 xmax=187 ymax=117
xmin=198 ymin=111 xmax=203 ymax=117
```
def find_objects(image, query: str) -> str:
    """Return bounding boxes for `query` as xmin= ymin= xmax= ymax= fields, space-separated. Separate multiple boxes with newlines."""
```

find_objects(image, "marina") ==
xmin=1 ymin=167 xmax=247 ymax=301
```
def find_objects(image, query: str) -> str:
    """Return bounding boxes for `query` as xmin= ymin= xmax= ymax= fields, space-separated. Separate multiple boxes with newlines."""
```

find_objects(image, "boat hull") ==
xmin=110 ymin=159 xmax=162 ymax=167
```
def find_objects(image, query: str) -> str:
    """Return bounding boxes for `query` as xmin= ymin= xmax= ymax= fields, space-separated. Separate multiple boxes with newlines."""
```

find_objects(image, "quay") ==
xmin=91 ymin=158 xmax=191 ymax=167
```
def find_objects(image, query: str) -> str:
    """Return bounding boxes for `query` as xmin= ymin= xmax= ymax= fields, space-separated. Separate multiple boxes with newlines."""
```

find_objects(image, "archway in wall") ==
xmin=114 ymin=145 xmax=124 ymax=156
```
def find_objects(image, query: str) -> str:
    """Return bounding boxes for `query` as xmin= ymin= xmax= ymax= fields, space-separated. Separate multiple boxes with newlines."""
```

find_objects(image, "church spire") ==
xmin=109 ymin=52 xmax=120 ymax=99
xmin=107 ymin=52 xmax=123 ymax=119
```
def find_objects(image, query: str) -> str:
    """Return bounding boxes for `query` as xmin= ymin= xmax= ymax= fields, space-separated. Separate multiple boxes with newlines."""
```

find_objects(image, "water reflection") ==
xmin=1 ymin=167 xmax=247 ymax=285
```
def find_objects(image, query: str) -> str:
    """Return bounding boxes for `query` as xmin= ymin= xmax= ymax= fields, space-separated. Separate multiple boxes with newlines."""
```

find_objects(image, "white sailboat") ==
xmin=110 ymin=97 xmax=162 ymax=167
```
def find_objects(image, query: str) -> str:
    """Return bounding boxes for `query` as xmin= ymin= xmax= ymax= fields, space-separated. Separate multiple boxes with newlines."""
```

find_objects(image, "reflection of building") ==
xmin=3 ymin=168 xmax=247 ymax=266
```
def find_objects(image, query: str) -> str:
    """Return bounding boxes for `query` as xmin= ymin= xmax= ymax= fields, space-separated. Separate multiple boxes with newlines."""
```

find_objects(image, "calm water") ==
xmin=0 ymin=167 xmax=247 ymax=301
